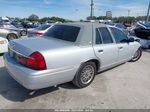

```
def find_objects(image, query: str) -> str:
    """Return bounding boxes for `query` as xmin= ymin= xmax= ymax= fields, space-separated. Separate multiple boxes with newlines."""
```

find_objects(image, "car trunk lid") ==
xmin=9 ymin=37 xmax=74 ymax=57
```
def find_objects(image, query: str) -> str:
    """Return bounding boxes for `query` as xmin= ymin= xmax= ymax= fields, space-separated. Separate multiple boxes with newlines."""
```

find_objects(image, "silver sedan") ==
xmin=3 ymin=23 xmax=142 ymax=90
xmin=0 ymin=24 xmax=21 ymax=41
xmin=28 ymin=24 xmax=54 ymax=37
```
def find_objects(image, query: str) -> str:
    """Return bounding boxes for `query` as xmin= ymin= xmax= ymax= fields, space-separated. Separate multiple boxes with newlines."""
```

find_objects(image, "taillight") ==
xmin=17 ymin=51 xmax=47 ymax=70
xmin=33 ymin=32 xmax=44 ymax=36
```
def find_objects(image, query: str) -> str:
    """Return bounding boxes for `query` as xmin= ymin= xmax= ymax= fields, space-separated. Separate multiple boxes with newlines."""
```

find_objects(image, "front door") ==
xmin=110 ymin=27 xmax=132 ymax=62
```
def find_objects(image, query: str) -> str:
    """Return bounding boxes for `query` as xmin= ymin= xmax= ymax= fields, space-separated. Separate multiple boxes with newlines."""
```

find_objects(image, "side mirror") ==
xmin=128 ymin=38 xmax=135 ymax=42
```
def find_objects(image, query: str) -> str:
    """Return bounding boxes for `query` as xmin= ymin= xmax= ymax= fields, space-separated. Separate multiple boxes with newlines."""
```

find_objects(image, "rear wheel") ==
xmin=72 ymin=62 xmax=96 ymax=88
xmin=7 ymin=34 xmax=17 ymax=41
xmin=20 ymin=30 xmax=27 ymax=36
xmin=130 ymin=48 xmax=142 ymax=62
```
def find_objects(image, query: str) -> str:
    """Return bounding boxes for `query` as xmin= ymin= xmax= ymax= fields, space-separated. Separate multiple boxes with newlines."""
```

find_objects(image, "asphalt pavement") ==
xmin=0 ymin=50 xmax=150 ymax=109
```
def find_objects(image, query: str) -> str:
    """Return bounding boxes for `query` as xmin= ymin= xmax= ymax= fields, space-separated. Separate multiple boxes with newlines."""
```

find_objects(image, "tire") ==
xmin=72 ymin=62 xmax=96 ymax=88
xmin=7 ymin=33 xmax=17 ymax=41
xmin=130 ymin=48 xmax=142 ymax=62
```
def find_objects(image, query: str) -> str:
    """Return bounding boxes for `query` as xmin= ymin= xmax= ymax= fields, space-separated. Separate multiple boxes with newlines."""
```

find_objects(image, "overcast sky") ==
xmin=0 ymin=0 xmax=149 ymax=20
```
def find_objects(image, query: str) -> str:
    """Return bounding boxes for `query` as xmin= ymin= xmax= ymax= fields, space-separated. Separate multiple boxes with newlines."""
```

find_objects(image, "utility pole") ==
xmin=128 ymin=10 xmax=130 ymax=24
xmin=128 ymin=10 xmax=130 ymax=17
xmin=146 ymin=0 xmax=150 ymax=21
xmin=90 ymin=0 xmax=94 ymax=18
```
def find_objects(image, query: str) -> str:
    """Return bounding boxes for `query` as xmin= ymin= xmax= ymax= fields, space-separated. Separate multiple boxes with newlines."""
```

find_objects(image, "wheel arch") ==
xmin=81 ymin=58 xmax=101 ymax=72
xmin=72 ymin=59 xmax=100 ymax=88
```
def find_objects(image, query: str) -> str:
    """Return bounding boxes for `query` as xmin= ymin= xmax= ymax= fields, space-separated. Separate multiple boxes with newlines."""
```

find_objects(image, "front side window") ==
xmin=110 ymin=27 xmax=128 ymax=43
xmin=44 ymin=25 xmax=80 ymax=42
xmin=98 ymin=27 xmax=113 ymax=44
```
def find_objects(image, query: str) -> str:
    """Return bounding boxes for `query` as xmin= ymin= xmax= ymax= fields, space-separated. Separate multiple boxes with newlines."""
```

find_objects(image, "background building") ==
xmin=106 ymin=11 xmax=112 ymax=18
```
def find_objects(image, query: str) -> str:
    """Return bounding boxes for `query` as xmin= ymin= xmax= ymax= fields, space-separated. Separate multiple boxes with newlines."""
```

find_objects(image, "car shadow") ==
xmin=59 ymin=82 xmax=79 ymax=89
xmin=142 ymin=49 xmax=150 ymax=53
xmin=0 ymin=63 xmax=125 ymax=102
xmin=0 ymin=53 xmax=4 ymax=56
xmin=0 ymin=67 xmax=59 ymax=102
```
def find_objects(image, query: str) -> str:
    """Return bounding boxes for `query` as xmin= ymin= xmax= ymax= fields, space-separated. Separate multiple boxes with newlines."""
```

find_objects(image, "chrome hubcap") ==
xmin=80 ymin=65 xmax=94 ymax=85
xmin=8 ymin=34 xmax=16 ymax=40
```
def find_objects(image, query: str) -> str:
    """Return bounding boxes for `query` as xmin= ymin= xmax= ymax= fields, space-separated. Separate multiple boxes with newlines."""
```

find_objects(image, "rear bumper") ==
xmin=3 ymin=53 xmax=78 ymax=90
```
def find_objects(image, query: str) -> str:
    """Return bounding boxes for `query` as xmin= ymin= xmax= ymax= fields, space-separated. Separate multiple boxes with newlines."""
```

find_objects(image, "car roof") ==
xmin=57 ymin=22 xmax=106 ymax=27
xmin=54 ymin=22 xmax=108 ymax=46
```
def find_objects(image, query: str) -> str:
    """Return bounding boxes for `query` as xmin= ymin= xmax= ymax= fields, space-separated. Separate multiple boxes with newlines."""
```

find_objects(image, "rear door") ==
xmin=93 ymin=27 xmax=119 ymax=69
xmin=109 ymin=27 xmax=132 ymax=62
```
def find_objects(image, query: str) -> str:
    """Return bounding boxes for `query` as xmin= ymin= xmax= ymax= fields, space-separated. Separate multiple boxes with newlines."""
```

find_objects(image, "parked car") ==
xmin=109 ymin=23 xmax=128 ymax=34
xmin=133 ymin=21 xmax=150 ymax=38
xmin=0 ymin=24 xmax=21 ymax=41
xmin=124 ymin=24 xmax=132 ymax=28
xmin=11 ymin=21 xmax=27 ymax=36
xmin=129 ymin=35 xmax=150 ymax=49
xmin=28 ymin=24 xmax=54 ymax=37
xmin=0 ymin=37 xmax=8 ymax=54
xmin=3 ymin=23 xmax=142 ymax=90
xmin=130 ymin=21 xmax=150 ymax=49
xmin=45 ymin=20 xmax=55 ymax=24
xmin=21 ymin=21 xmax=34 ymax=28
xmin=138 ymin=38 xmax=150 ymax=49
xmin=32 ymin=22 xmax=41 ymax=28
xmin=0 ymin=17 xmax=11 ymax=24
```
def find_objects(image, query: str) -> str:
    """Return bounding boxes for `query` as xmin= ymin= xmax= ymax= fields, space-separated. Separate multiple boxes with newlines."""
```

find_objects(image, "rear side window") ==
xmin=95 ymin=28 xmax=102 ymax=44
xmin=110 ymin=27 xmax=128 ymax=43
xmin=44 ymin=25 xmax=80 ymax=42
xmin=99 ymin=27 xmax=113 ymax=44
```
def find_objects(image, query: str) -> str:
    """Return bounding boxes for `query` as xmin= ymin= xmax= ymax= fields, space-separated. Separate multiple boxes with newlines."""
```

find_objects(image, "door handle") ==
xmin=98 ymin=50 xmax=103 ymax=53
xmin=119 ymin=47 xmax=123 ymax=49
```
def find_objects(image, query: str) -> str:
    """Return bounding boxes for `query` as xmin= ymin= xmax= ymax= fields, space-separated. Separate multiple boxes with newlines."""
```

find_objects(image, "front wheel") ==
xmin=130 ymin=48 xmax=142 ymax=62
xmin=72 ymin=62 xmax=96 ymax=88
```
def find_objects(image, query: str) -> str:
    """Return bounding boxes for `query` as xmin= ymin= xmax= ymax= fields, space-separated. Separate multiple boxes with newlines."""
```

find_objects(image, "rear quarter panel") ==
xmin=42 ymin=45 xmax=97 ymax=71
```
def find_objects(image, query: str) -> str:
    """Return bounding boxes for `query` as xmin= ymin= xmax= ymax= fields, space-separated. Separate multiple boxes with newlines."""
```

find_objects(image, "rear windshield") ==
xmin=36 ymin=24 xmax=51 ymax=30
xmin=44 ymin=25 xmax=80 ymax=42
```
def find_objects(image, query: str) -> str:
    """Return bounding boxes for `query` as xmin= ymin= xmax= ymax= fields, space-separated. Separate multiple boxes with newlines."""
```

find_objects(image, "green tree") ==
xmin=40 ymin=17 xmax=51 ymax=22
xmin=80 ymin=19 xmax=84 ymax=22
xmin=97 ymin=16 xmax=107 ymax=20
xmin=136 ymin=16 xmax=148 ymax=21
xmin=28 ymin=14 xmax=39 ymax=21
xmin=87 ymin=16 xmax=97 ymax=20
xmin=40 ymin=17 xmax=66 ymax=22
